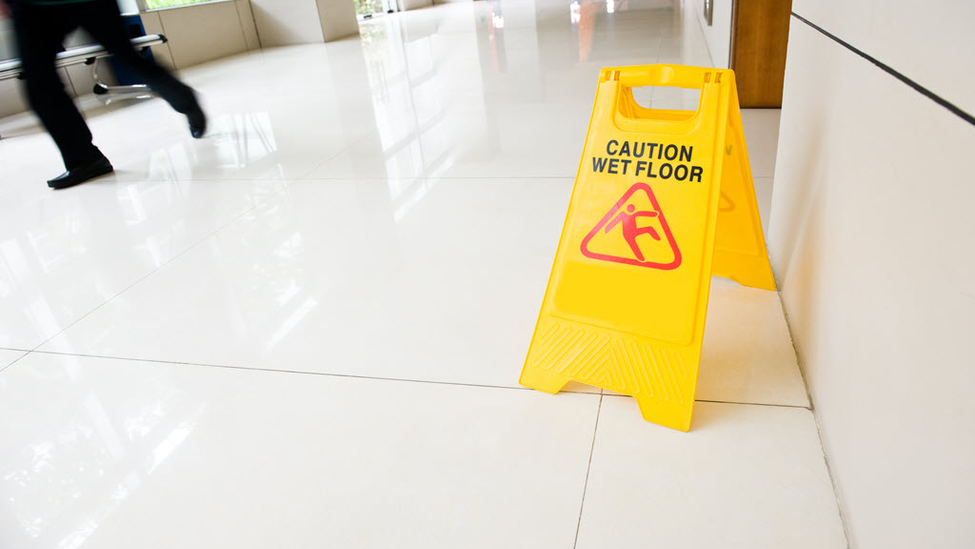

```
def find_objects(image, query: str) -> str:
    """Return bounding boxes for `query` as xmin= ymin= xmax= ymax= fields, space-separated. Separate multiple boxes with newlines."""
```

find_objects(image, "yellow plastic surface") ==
xmin=520 ymin=64 xmax=775 ymax=431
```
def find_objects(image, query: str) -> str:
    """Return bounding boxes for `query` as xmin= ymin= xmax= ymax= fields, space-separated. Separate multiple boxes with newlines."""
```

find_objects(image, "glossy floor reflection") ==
xmin=0 ymin=0 xmax=845 ymax=547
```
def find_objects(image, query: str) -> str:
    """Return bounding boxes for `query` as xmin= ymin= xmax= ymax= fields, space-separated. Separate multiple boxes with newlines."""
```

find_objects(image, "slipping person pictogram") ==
xmin=581 ymin=182 xmax=681 ymax=270
xmin=604 ymin=204 xmax=661 ymax=262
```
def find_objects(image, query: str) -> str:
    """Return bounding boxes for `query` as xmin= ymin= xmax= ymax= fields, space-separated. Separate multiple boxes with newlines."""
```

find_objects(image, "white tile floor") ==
xmin=0 ymin=349 xmax=25 ymax=369
xmin=0 ymin=1 xmax=846 ymax=547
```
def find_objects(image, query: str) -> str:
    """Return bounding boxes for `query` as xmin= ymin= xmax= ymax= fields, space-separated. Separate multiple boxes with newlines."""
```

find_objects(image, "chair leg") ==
xmin=90 ymin=56 xmax=152 ymax=96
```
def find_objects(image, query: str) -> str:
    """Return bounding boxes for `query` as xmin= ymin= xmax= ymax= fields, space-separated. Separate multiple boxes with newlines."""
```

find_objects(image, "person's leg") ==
xmin=11 ymin=2 xmax=106 ymax=170
xmin=76 ymin=0 xmax=205 ymax=129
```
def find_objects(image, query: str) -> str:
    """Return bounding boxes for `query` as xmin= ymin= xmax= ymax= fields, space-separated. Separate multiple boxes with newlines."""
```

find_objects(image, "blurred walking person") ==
xmin=0 ymin=0 xmax=207 ymax=189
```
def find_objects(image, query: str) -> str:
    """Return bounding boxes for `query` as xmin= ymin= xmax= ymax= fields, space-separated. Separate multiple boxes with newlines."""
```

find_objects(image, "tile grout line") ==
xmin=775 ymin=291 xmax=852 ymax=548
xmin=0 ymin=351 xmax=31 ymax=374
xmin=104 ymin=175 xmax=576 ymax=184
xmin=24 ymin=349 xmax=592 ymax=394
xmin=18 ymin=349 xmax=816 ymax=411
xmin=694 ymin=398 xmax=810 ymax=410
xmin=7 ymin=349 xmax=819 ymax=418
xmin=298 ymin=175 xmax=575 ymax=181
xmin=809 ymin=407 xmax=853 ymax=549
xmin=286 ymin=127 xmax=578 ymax=183
xmin=24 ymin=183 xmax=294 ymax=357
xmin=599 ymin=395 xmax=812 ymax=411
xmin=572 ymin=393 xmax=603 ymax=549
xmin=290 ymin=129 xmax=384 ymax=182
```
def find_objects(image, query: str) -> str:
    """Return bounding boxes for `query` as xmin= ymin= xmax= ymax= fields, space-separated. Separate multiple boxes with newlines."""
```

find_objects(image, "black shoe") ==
xmin=47 ymin=156 xmax=114 ymax=190
xmin=187 ymin=108 xmax=207 ymax=139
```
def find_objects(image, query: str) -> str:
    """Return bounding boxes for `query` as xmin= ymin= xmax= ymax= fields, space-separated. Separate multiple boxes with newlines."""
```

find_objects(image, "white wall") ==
xmin=250 ymin=0 xmax=359 ymax=46
xmin=316 ymin=0 xmax=360 ymax=43
xmin=141 ymin=0 xmax=259 ymax=69
xmin=768 ymin=1 xmax=975 ymax=548
xmin=793 ymin=0 xmax=974 ymax=115
xmin=250 ymin=0 xmax=324 ymax=45
xmin=682 ymin=0 xmax=732 ymax=68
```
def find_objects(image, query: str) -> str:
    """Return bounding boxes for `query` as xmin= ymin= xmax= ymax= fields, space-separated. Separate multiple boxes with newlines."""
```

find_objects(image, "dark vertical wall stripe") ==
xmin=791 ymin=12 xmax=975 ymax=128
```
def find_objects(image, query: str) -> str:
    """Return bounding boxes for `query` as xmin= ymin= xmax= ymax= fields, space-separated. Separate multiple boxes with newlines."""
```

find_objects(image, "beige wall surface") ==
xmin=139 ymin=11 xmax=177 ymax=68
xmin=769 ymin=9 xmax=975 ymax=549
xmin=0 ymin=23 xmax=15 ymax=60
xmin=317 ymin=0 xmax=360 ymax=42
xmin=0 ymin=19 xmax=27 ymax=118
xmin=0 ymin=80 xmax=28 ymax=120
xmin=250 ymin=0 xmax=326 ymax=46
xmin=144 ymin=0 xmax=257 ymax=69
xmin=235 ymin=0 xmax=262 ymax=51
xmin=250 ymin=0 xmax=358 ymax=46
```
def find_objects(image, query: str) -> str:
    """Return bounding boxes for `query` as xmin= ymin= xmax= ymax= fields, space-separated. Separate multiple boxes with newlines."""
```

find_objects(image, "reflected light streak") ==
xmin=394 ymin=179 xmax=437 ymax=223
xmin=265 ymin=297 xmax=319 ymax=351
xmin=147 ymin=421 xmax=196 ymax=474
xmin=121 ymin=184 xmax=149 ymax=225
xmin=275 ymin=280 xmax=300 ymax=307
xmin=1 ymin=370 xmax=207 ymax=549
xmin=50 ymin=403 xmax=206 ymax=549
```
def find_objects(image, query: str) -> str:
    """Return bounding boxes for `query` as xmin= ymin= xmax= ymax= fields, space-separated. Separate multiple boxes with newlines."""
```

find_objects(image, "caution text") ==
xmin=592 ymin=140 xmax=703 ymax=182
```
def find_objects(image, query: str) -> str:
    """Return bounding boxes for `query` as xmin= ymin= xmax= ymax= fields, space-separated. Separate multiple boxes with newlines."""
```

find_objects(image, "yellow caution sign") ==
xmin=520 ymin=65 xmax=776 ymax=431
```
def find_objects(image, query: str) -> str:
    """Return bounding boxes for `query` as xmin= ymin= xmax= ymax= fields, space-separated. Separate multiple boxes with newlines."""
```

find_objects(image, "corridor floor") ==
xmin=0 ymin=1 xmax=847 ymax=547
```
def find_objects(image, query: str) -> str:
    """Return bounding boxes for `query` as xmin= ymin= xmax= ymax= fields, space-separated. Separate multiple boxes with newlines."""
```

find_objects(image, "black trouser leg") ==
xmin=78 ymin=0 xmax=201 ymax=114
xmin=12 ymin=3 xmax=102 ymax=170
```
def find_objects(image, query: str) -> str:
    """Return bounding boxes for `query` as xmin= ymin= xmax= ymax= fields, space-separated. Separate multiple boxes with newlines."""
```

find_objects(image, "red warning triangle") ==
xmin=581 ymin=183 xmax=682 ymax=270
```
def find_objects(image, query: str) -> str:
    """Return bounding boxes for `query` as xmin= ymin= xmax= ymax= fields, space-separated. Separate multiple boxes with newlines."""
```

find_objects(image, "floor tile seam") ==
xmin=0 ymin=350 xmax=30 ymax=375
xmin=693 ymin=397 xmax=811 ymax=410
xmin=105 ymin=175 xmax=292 ymax=183
xmin=290 ymin=176 xmax=575 ymax=187
xmin=293 ymin=129 xmax=385 ymax=182
xmin=24 ymin=349 xmax=606 ymax=396
xmin=295 ymin=176 xmax=575 ymax=182
xmin=775 ymin=293 xmax=815 ymax=410
xmin=27 ymin=183 xmax=294 ymax=354
xmin=88 ymin=135 xmax=378 ymax=185
xmin=592 ymin=393 xmax=812 ymax=410
xmin=572 ymin=393 xmax=603 ymax=549
xmin=775 ymin=292 xmax=852 ymax=547
xmin=808 ymin=402 xmax=853 ymax=549
xmin=13 ymin=349 xmax=810 ymax=411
